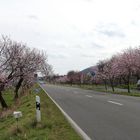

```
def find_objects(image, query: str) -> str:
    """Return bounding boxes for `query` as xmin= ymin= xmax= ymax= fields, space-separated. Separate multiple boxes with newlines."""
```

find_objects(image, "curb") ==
xmin=39 ymin=84 xmax=92 ymax=140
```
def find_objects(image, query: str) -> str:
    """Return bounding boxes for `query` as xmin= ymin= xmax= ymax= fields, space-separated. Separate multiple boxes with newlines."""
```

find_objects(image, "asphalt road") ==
xmin=41 ymin=84 xmax=140 ymax=140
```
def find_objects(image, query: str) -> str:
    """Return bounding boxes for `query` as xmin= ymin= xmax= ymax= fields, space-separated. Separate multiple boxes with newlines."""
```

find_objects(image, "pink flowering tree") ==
xmin=67 ymin=71 xmax=82 ymax=85
xmin=96 ymin=47 xmax=140 ymax=93
xmin=133 ymin=47 xmax=140 ymax=80
xmin=96 ymin=60 xmax=108 ymax=90
xmin=115 ymin=48 xmax=137 ymax=93
xmin=0 ymin=36 xmax=24 ymax=108
xmin=67 ymin=70 xmax=76 ymax=86
xmin=0 ymin=36 xmax=51 ymax=108
xmin=103 ymin=56 xmax=119 ymax=92
xmin=13 ymin=48 xmax=47 ymax=99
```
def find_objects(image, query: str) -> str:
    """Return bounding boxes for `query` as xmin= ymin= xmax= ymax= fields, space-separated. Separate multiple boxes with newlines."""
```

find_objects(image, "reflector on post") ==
xmin=36 ymin=95 xmax=41 ymax=122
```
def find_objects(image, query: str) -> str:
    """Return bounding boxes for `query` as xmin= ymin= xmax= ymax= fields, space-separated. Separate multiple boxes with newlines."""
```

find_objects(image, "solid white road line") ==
xmin=39 ymin=84 xmax=92 ymax=140
xmin=85 ymin=95 xmax=93 ymax=98
xmin=108 ymin=100 xmax=123 ymax=106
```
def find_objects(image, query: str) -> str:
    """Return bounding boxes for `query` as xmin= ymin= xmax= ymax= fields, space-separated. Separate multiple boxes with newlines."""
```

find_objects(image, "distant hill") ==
xmin=80 ymin=66 xmax=97 ymax=76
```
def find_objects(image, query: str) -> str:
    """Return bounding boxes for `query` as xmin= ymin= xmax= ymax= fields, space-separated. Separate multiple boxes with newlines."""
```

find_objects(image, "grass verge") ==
xmin=58 ymin=84 xmax=140 ymax=97
xmin=0 ymin=84 xmax=82 ymax=140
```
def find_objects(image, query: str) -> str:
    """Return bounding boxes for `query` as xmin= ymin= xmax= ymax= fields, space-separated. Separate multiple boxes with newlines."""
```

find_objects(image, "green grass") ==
xmin=3 ymin=89 xmax=15 ymax=106
xmin=59 ymin=84 xmax=140 ymax=97
xmin=0 ymin=85 xmax=82 ymax=140
xmin=108 ymin=90 xmax=140 ymax=97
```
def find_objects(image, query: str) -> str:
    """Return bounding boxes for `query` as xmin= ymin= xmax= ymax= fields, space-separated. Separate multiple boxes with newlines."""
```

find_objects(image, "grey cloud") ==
xmin=74 ymin=44 xmax=85 ymax=49
xmin=131 ymin=20 xmax=140 ymax=26
xmin=90 ymin=42 xmax=104 ymax=48
xmin=27 ymin=15 xmax=39 ymax=21
xmin=53 ymin=44 xmax=68 ymax=49
xmin=49 ymin=53 xmax=69 ymax=59
xmin=100 ymin=30 xmax=125 ymax=38
xmin=80 ymin=53 xmax=95 ymax=58
xmin=131 ymin=21 xmax=137 ymax=26
xmin=74 ymin=42 xmax=104 ymax=50
xmin=96 ymin=23 xmax=125 ymax=38
xmin=83 ymin=0 xmax=93 ymax=2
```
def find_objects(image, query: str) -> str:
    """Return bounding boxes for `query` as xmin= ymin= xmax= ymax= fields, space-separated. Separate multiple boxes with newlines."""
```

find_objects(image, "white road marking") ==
xmin=108 ymin=100 xmax=123 ymax=106
xmin=85 ymin=95 xmax=93 ymax=98
xmin=40 ymin=84 xmax=92 ymax=140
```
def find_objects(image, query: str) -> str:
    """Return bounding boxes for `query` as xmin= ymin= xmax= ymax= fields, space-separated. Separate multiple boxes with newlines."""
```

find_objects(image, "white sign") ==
xmin=13 ymin=111 xmax=22 ymax=119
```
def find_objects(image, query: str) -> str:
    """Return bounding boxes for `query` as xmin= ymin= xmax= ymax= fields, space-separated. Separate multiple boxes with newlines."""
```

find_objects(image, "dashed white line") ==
xmin=108 ymin=100 xmax=123 ymax=106
xmin=85 ymin=95 xmax=93 ymax=98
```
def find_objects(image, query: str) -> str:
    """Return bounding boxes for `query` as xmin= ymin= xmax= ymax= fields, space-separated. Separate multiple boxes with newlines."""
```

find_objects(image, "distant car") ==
xmin=39 ymin=81 xmax=46 ymax=84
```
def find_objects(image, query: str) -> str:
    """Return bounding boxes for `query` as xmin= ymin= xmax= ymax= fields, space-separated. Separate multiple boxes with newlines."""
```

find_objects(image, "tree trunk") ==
xmin=103 ymin=79 xmax=107 ymax=90
xmin=70 ymin=80 xmax=73 ymax=86
xmin=127 ymin=80 xmax=130 ymax=93
xmin=119 ymin=77 xmax=122 ymax=85
xmin=14 ymin=78 xmax=24 ymax=99
xmin=110 ymin=79 xmax=115 ymax=92
xmin=136 ymin=74 xmax=140 ymax=81
xmin=0 ymin=91 xmax=8 ymax=108
xmin=127 ymin=75 xmax=131 ymax=93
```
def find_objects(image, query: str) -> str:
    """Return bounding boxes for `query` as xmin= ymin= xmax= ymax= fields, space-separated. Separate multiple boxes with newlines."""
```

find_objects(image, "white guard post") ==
xmin=36 ymin=96 xmax=41 ymax=122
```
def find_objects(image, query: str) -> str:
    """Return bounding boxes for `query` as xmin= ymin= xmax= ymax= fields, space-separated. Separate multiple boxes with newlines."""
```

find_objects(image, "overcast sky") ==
xmin=0 ymin=0 xmax=140 ymax=74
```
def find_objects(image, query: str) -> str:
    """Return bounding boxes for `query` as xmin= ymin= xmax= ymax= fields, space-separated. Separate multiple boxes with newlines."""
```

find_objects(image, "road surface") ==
xmin=41 ymin=84 xmax=140 ymax=140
